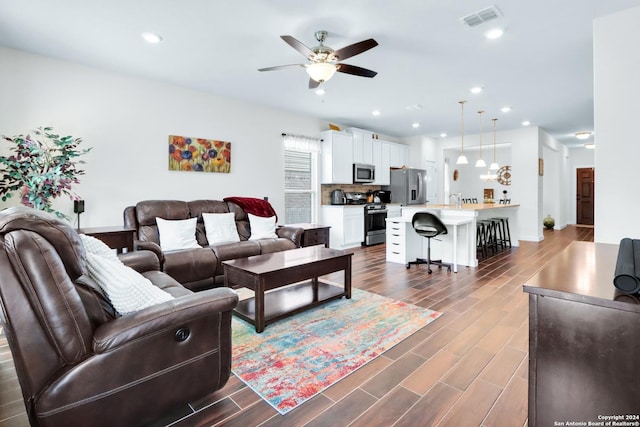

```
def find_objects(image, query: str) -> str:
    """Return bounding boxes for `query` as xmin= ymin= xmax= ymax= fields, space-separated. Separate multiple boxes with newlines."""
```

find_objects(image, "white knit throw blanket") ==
xmin=80 ymin=234 xmax=174 ymax=315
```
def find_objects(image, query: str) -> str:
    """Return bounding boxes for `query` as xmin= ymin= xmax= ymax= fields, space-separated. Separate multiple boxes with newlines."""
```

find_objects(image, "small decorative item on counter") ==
xmin=543 ymin=214 xmax=555 ymax=229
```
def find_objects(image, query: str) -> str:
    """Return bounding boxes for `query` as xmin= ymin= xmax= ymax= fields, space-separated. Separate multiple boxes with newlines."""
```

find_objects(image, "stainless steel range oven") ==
xmin=363 ymin=204 xmax=387 ymax=246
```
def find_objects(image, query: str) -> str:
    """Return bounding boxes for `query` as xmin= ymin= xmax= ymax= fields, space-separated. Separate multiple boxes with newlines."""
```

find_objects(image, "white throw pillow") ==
xmin=155 ymin=217 xmax=201 ymax=251
xmin=80 ymin=234 xmax=174 ymax=315
xmin=248 ymin=213 xmax=278 ymax=240
xmin=202 ymin=212 xmax=241 ymax=245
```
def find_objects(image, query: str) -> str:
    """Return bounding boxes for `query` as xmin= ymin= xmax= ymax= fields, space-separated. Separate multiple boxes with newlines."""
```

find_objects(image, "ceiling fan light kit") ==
xmin=259 ymin=30 xmax=378 ymax=88
xmin=306 ymin=62 xmax=336 ymax=82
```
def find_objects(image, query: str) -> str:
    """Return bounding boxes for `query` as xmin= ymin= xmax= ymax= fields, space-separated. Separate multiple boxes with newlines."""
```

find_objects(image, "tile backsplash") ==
xmin=321 ymin=184 xmax=382 ymax=205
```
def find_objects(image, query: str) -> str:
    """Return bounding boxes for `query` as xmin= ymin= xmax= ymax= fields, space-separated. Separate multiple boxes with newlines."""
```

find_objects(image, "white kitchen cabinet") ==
xmin=321 ymin=130 xmax=353 ymax=184
xmin=385 ymin=217 xmax=421 ymax=264
xmin=386 ymin=205 xmax=402 ymax=218
xmin=388 ymin=142 xmax=409 ymax=168
xmin=343 ymin=208 xmax=365 ymax=246
xmin=350 ymin=128 xmax=374 ymax=165
xmin=321 ymin=205 xmax=364 ymax=249
xmin=372 ymin=140 xmax=391 ymax=185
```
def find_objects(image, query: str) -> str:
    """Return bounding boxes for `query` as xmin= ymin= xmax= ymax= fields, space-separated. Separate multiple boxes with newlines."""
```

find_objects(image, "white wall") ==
xmin=540 ymin=128 xmax=570 ymax=230
xmin=444 ymin=145 xmax=512 ymax=201
xmin=0 ymin=47 xmax=325 ymax=227
xmin=594 ymin=6 xmax=640 ymax=243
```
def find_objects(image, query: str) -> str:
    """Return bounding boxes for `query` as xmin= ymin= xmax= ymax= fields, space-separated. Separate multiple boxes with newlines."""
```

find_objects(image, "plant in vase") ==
xmin=0 ymin=127 xmax=91 ymax=218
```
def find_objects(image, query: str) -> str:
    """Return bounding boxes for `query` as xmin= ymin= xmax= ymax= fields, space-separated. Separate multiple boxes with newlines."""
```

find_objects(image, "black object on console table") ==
xmin=524 ymin=241 xmax=640 ymax=427
xmin=612 ymin=237 xmax=640 ymax=294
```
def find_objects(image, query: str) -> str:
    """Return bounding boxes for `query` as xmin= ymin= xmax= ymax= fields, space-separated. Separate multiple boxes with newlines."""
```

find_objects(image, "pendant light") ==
xmin=475 ymin=110 xmax=487 ymax=168
xmin=489 ymin=118 xmax=500 ymax=171
xmin=456 ymin=101 xmax=468 ymax=165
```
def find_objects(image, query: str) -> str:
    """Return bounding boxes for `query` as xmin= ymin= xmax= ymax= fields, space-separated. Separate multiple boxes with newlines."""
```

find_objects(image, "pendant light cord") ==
xmin=459 ymin=100 xmax=466 ymax=154
xmin=492 ymin=118 xmax=497 ymax=163
xmin=478 ymin=110 xmax=484 ymax=157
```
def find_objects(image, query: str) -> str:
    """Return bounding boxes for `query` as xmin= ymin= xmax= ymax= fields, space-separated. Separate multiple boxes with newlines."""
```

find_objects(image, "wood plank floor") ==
xmin=0 ymin=226 xmax=594 ymax=427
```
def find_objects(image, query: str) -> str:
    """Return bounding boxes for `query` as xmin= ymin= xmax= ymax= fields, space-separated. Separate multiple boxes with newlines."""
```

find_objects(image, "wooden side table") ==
xmin=285 ymin=223 xmax=331 ymax=248
xmin=79 ymin=226 xmax=136 ymax=254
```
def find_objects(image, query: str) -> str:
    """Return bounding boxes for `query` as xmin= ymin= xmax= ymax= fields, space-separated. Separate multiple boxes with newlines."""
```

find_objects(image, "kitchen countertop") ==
xmin=322 ymin=203 xmax=519 ymax=210
xmin=405 ymin=203 xmax=519 ymax=210
xmin=322 ymin=204 xmax=368 ymax=208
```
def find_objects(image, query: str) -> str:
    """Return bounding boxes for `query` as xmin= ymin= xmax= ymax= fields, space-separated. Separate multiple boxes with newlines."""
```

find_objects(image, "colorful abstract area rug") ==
xmin=231 ymin=288 xmax=442 ymax=414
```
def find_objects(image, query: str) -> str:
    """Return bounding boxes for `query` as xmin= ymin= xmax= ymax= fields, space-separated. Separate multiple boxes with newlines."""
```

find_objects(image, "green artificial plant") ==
xmin=0 ymin=127 xmax=91 ymax=218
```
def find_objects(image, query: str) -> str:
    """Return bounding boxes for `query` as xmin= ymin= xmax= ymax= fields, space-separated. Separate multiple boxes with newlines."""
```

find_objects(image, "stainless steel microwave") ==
xmin=353 ymin=163 xmax=375 ymax=183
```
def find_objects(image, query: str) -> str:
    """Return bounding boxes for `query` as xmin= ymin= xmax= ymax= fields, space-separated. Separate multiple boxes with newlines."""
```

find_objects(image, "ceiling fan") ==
xmin=258 ymin=30 xmax=378 ymax=89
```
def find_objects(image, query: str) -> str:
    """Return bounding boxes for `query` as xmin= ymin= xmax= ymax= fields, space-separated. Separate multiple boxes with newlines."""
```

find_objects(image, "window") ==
xmin=283 ymin=135 xmax=320 ymax=224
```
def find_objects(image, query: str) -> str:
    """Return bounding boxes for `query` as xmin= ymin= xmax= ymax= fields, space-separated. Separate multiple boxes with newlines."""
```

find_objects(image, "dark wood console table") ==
xmin=223 ymin=246 xmax=351 ymax=332
xmin=524 ymin=241 xmax=640 ymax=426
xmin=284 ymin=223 xmax=331 ymax=248
xmin=79 ymin=226 xmax=136 ymax=253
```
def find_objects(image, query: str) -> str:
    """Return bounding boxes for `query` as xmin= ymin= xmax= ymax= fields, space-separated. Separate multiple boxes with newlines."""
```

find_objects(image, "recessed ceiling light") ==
xmin=440 ymin=132 xmax=447 ymax=138
xmin=372 ymin=110 xmax=381 ymax=116
xmin=501 ymin=106 xmax=511 ymax=113
xmin=470 ymin=86 xmax=483 ymax=94
xmin=141 ymin=32 xmax=163 ymax=44
xmin=485 ymin=28 xmax=504 ymax=40
xmin=575 ymin=131 xmax=591 ymax=140
xmin=315 ymin=88 xmax=325 ymax=96
xmin=412 ymin=122 xmax=420 ymax=128
xmin=522 ymin=120 xmax=531 ymax=126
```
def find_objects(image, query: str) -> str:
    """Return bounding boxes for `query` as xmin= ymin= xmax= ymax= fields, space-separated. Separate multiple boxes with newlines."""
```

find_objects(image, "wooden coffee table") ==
xmin=223 ymin=246 xmax=352 ymax=332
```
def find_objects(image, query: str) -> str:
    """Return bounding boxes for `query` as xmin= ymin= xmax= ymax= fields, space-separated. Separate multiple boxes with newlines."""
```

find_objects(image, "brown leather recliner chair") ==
xmin=0 ymin=207 xmax=239 ymax=427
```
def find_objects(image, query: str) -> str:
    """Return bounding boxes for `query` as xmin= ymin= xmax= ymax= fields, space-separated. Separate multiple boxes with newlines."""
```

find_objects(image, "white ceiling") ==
xmin=1 ymin=0 xmax=639 ymax=146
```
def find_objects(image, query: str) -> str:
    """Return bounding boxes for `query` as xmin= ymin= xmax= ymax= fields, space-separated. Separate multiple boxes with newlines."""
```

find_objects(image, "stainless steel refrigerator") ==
xmin=385 ymin=168 xmax=427 ymax=205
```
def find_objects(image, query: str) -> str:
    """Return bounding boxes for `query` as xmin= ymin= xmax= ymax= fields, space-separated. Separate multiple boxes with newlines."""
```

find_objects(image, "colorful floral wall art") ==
xmin=168 ymin=135 xmax=231 ymax=173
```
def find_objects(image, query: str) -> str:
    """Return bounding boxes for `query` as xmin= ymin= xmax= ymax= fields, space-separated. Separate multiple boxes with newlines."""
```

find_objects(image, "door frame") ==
xmin=576 ymin=167 xmax=595 ymax=225
xmin=572 ymin=165 xmax=595 ymax=225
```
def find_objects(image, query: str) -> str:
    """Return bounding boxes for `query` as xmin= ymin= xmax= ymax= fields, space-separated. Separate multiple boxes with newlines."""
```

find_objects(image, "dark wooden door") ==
xmin=576 ymin=168 xmax=594 ymax=225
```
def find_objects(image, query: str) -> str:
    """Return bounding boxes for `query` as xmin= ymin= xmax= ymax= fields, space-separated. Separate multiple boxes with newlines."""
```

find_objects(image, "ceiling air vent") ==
xmin=460 ymin=5 xmax=502 ymax=28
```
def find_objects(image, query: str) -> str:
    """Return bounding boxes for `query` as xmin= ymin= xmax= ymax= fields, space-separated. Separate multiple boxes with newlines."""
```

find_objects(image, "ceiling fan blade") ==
xmin=281 ymin=35 xmax=315 ymax=59
xmin=308 ymin=78 xmax=320 ymax=89
xmin=258 ymin=64 xmax=305 ymax=72
xmin=333 ymin=39 xmax=378 ymax=61
xmin=336 ymin=63 xmax=378 ymax=78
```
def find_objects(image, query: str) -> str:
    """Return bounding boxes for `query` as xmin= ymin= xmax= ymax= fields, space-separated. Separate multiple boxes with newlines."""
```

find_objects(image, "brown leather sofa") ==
xmin=0 ymin=207 xmax=238 ymax=427
xmin=124 ymin=199 xmax=303 ymax=291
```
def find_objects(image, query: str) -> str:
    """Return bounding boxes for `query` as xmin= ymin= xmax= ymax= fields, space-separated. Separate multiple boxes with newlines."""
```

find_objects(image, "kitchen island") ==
xmin=386 ymin=203 xmax=519 ymax=269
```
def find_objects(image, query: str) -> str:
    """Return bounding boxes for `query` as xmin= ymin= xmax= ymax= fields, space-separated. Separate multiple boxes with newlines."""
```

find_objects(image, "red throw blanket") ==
xmin=223 ymin=197 xmax=277 ymax=221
